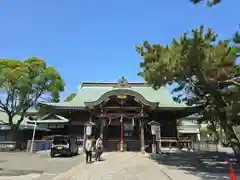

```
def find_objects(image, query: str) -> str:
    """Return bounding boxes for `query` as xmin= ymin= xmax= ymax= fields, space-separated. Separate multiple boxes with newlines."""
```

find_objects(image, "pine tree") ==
xmin=136 ymin=26 xmax=240 ymax=160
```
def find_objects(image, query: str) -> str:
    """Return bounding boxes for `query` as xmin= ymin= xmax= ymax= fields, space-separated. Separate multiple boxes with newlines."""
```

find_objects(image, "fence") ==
xmin=26 ymin=140 xmax=52 ymax=152
xmin=26 ymin=139 xmax=85 ymax=152
xmin=193 ymin=140 xmax=218 ymax=152
xmin=0 ymin=141 xmax=16 ymax=151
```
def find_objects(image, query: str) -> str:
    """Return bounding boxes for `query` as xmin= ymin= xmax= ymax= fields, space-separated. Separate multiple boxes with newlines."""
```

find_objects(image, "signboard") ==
xmin=155 ymin=126 xmax=161 ymax=141
xmin=117 ymin=95 xmax=127 ymax=99
xmin=124 ymin=123 xmax=133 ymax=131
xmin=124 ymin=122 xmax=133 ymax=137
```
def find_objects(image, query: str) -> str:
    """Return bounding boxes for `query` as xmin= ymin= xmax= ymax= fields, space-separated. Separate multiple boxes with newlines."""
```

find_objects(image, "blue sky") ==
xmin=0 ymin=0 xmax=238 ymax=99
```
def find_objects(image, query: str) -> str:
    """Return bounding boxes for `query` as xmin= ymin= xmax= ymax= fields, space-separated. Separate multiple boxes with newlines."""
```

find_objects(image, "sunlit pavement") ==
xmin=53 ymin=152 xmax=200 ymax=180
xmin=1 ymin=150 xmax=240 ymax=180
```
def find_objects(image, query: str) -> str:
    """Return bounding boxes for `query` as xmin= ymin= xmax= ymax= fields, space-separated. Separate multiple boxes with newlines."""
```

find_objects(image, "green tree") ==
xmin=64 ymin=92 xmax=76 ymax=102
xmin=191 ymin=0 xmax=221 ymax=6
xmin=0 ymin=57 xmax=65 ymax=147
xmin=190 ymin=0 xmax=240 ymax=146
xmin=136 ymin=26 xmax=240 ymax=160
xmin=200 ymin=109 xmax=221 ymax=142
xmin=190 ymin=0 xmax=240 ymax=42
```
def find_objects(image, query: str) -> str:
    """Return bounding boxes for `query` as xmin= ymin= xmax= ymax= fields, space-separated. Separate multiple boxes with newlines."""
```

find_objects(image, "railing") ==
xmin=26 ymin=140 xmax=52 ymax=152
xmin=0 ymin=141 xmax=16 ymax=151
xmin=156 ymin=137 xmax=192 ymax=142
xmin=26 ymin=139 xmax=85 ymax=152
xmin=193 ymin=140 xmax=218 ymax=152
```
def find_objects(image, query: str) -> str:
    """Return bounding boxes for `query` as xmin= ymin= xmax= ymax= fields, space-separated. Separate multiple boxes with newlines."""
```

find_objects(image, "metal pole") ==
xmin=30 ymin=120 xmax=37 ymax=153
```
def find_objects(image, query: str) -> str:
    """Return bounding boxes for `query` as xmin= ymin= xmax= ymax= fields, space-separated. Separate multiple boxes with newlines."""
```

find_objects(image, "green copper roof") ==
xmin=36 ymin=113 xmax=69 ymax=123
xmin=0 ymin=109 xmax=50 ymax=131
xmin=40 ymin=82 xmax=191 ymax=109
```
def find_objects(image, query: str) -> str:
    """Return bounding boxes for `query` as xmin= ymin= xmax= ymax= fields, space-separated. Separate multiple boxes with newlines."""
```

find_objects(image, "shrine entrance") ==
xmin=85 ymin=88 xmax=158 ymax=152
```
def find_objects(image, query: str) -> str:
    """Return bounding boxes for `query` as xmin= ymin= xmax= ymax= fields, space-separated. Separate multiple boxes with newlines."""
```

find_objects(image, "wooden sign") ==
xmin=117 ymin=95 xmax=127 ymax=99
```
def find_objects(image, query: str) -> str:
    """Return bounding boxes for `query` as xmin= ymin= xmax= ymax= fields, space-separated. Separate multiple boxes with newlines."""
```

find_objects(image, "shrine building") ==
xmin=37 ymin=80 xmax=201 ymax=152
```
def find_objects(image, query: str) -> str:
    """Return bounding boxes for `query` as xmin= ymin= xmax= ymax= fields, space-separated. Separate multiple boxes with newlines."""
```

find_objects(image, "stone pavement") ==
xmin=152 ymin=151 xmax=240 ymax=180
xmin=54 ymin=152 xmax=201 ymax=180
xmin=1 ymin=150 xmax=238 ymax=180
xmin=0 ymin=151 xmax=85 ymax=180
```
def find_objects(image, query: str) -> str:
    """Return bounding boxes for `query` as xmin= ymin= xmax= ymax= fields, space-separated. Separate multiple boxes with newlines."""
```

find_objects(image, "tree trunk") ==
xmin=209 ymin=121 xmax=220 ymax=143
xmin=219 ymin=112 xmax=240 ymax=162
xmin=10 ymin=124 xmax=21 ymax=150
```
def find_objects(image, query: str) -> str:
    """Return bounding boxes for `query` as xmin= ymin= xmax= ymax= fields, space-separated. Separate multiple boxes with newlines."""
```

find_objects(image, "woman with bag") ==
xmin=95 ymin=136 xmax=103 ymax=161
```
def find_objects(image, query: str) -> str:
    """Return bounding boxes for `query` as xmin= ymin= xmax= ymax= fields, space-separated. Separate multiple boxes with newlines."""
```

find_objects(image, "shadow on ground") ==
xmin=150 ymin=151 xmax=239 ymax=180
xmin=0 ymin=169 xmax=43 ymax=176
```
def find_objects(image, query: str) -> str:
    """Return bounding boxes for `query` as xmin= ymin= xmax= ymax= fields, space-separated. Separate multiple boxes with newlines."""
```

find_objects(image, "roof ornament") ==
xmin=116 ymin=76 xmax=130 ymax=88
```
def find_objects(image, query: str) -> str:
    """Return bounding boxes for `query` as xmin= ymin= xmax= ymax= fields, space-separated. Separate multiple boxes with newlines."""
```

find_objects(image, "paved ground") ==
xmin=0 ymin=148 xmax=239 ymax=180
xmin=53 ymin=152 xmax=174 ymax=180
xmin=152 ymin=151 xmax=240 ymax=180
xmin=0 ymin=151 xmax=84 ymax=180
xmin=54 ymin=151 xmax=240 ymax=180
xmin=54 ymin=152 xmax=211 ymax=180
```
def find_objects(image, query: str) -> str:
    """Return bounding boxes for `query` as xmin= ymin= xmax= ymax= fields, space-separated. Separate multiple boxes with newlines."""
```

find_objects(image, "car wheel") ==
xmin=50 ymin=151 xmax=55 ymax=158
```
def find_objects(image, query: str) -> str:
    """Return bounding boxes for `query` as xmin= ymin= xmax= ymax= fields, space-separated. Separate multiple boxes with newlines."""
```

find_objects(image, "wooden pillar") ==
xmin=120 ymin=116 xmax=124 ymax=152
xmin=140 ymin=119 xmax=145 ymax=153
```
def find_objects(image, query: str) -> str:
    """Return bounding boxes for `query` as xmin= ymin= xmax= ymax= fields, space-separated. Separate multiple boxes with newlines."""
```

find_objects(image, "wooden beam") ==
xmin=95 ymin=113 xmax=148 ymax=118
xmin=102 ymin=106 xmax=142 ymax=110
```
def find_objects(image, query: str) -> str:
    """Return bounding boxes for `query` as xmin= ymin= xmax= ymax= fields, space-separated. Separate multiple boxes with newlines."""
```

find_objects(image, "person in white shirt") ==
xmin=85 ymin=136 xmax=93 ymax=163
xmin=95 ymin=136 xmax=103 ymax=161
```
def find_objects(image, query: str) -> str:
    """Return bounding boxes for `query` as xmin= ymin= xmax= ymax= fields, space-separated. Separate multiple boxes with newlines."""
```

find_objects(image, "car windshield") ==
xmin=53 ymin=136 xmax=69 ymax=145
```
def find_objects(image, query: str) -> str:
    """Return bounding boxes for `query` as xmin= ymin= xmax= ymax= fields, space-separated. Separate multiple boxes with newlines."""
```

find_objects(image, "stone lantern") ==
xmin=148 ymin=120 xmax=160 ymax=154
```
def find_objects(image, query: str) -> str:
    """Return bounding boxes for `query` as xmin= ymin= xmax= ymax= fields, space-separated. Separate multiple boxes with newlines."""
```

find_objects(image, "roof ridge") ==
xmin=80 ymin=82 xmax=150 ymax=88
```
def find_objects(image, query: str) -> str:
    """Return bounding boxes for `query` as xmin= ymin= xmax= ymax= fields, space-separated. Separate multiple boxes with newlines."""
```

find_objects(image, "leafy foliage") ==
xmin=137 ymin=26 xmax=240 ymax=98
xmin=0 ymin=57 xmax=65 ymax=130
xmin=64 ymin=92 xmax=76 ymax=102
xmin=191 ymin=0 xmax=221 ymax=6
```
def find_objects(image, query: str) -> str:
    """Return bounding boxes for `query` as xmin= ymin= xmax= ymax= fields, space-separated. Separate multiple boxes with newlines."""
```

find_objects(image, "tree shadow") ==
xmin=150 ymin=151 xmax=240 ymax=180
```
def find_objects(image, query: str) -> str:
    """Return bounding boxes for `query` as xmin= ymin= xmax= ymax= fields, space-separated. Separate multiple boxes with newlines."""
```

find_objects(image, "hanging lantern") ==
xmin=84 ymin=121 xmax=96 ymax=136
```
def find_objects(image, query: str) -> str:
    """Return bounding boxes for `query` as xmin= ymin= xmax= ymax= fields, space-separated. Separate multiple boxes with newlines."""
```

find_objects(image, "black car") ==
xmin=50 ymin=135 xmax=79 ymax=157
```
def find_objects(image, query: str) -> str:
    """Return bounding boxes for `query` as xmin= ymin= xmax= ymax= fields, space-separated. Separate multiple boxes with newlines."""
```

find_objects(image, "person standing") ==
xmin=85 ymin=136 xmax=93 ymax=163
xmin=95 ymin=136 xmax=103 ymax=161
